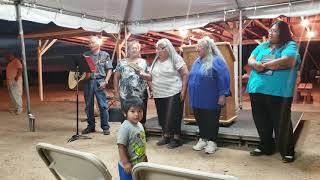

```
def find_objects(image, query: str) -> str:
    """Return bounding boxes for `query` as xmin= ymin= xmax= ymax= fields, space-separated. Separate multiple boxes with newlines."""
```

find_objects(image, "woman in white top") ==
xmin=150 ymin=38 xmax=189 ymax=149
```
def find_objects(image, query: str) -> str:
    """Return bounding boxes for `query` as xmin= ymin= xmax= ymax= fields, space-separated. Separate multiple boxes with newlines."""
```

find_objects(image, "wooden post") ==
xmin=37 ymin=40 xmax=43 ymax=101
xmin=37 ymin=39 xmax=57 ymax=101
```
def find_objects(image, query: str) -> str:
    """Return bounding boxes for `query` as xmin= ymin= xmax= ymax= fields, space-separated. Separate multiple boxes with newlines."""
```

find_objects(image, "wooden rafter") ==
xmin=254 ymin=19 xmax=269 ymax=31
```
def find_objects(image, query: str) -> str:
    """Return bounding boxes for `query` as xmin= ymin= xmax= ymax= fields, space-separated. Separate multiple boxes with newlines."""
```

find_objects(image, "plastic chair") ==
xmin=36 ymin=143 xmax=112 ymax=180
xmin=132 ymin=162 xmax=238 ymax=180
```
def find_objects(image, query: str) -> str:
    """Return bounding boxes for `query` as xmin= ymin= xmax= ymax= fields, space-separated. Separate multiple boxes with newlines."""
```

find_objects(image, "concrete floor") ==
xmin=0 ymin=84 xmax=320 ymax=179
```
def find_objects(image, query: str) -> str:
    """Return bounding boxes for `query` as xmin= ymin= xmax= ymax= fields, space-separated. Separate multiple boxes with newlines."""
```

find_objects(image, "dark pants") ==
xmin=249 ymin=93 xmax=295 ymax=156
xmin=193 ymin=108 xmax=221 ymax=141
xmin=154 ymin=93 xmax=183 ymax=135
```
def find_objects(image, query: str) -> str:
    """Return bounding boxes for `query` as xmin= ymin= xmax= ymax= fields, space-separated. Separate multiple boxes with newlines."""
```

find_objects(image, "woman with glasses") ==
xmin=247 ymin=21 xmax=300 ymax=163
xmin=188 ymin=36 xmax=231 ymax=154
xmin=113 ymin=40 xmax=149 ymax=127
xmin=149 ymin=38 xmax=189 ymax=149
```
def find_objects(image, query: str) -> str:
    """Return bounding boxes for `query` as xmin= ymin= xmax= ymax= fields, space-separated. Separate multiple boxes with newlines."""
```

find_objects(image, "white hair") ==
xmin=89 ymin=36 xmax=100 ymax=44
xmin=155 ymin=38 xmax=183 ymax=65
xmin=198 ymin=36 xmax=224 ymax=73
xmin=127 ymin=40 xmax=141 ymax=58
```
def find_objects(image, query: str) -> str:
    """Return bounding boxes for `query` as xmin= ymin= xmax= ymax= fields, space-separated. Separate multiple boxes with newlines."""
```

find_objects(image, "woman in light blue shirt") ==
xmin=247 ymin=21 xmax=300 ymax=163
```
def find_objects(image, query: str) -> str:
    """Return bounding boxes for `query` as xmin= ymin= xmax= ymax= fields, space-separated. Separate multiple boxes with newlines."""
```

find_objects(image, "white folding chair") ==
xmin=36 ymin=143 xmax=112 ymax=180
xmin=132 ymin=162 xmax=238 ymax=180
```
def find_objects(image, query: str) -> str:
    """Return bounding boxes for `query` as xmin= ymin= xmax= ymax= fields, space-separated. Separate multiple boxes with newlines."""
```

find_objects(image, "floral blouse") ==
xmin=114 ymin=58 xmax=148 ymax=100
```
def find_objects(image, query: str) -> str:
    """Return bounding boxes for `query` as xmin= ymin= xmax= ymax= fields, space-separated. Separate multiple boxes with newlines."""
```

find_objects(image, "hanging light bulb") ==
xmin=301 ymin=19 xmax=310 ymax=27
xmin=307 ymin=31 xmax=315 ymax=38
xmin=97 ymin=37 xmax=103 ymax=45
xmin=179 ymin=29 xmax=189 ymax=38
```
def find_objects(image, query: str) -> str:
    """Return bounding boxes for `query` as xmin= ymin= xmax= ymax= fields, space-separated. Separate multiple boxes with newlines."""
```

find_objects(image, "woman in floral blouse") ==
xmin=113 ymin=41 xmax=149 ymax=126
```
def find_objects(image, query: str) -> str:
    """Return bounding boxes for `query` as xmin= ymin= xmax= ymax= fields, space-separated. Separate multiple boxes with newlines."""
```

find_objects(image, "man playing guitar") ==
xmin=82 ymin=36 xmax=113 ymax=135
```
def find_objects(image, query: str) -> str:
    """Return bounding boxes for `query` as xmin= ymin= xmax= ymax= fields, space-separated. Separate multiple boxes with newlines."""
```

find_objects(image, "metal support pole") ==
xmin=15 ymin=1 xmax=35 ymax=132
xmin=239 ymin=10 xmax=243 ymax=109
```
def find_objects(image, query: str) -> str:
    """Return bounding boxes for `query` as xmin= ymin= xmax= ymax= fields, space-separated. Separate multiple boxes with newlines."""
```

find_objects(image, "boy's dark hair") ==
xmin=122 ymin=97 xmax=144 ymax=115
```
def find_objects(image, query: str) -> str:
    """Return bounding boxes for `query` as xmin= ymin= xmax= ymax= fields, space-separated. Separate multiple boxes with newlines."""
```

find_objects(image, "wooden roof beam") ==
xmin=254 ymin=20 xmax=269 ymax=31
xmin=199 ymin=27 xmax=233 ymax=41
xmin=244 ymin=28 xmax=262 ymax=38
xmin=148 ymin=32 xmax=187 ymax=44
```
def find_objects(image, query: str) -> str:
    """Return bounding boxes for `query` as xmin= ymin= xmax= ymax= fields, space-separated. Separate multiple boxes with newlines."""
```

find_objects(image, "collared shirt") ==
xmin=247 ymin=41 xmax=300 ymax=97
xmin=188 ymin=56 xmax=231 ymax=110
xmin=83 ymin=50 xmax=113 ymax=79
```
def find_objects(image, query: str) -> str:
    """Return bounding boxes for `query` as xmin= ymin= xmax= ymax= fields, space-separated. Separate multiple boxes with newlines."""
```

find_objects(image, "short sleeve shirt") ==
xmin=247 ymin=41 xmax=300 ymax=97
xmin=151 ymin=55 xmax=185 ymax=98
xmin=114 ymin=58 xmax=148 ymax=100
xmin=83 ymin=50 xmax=113 ymax=78
xmin=117 ymin=120 xmax=146 ymax=167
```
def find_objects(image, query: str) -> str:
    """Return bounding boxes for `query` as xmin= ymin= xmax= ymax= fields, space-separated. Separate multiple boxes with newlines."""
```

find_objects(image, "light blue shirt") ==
xmin=247 ymin=41 xmax=300 ymax=97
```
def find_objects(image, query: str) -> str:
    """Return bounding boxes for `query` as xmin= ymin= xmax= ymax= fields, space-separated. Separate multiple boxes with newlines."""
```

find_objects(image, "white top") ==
xmin=6 ymin=58 xmax=22 ymax=83
xmin=151 ymin=57 xmax=185 ymax=98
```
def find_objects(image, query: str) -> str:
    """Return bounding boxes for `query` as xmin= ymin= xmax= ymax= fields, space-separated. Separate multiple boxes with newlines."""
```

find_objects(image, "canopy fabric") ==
xmin=0 ymin=0 xmax=319 ymax=34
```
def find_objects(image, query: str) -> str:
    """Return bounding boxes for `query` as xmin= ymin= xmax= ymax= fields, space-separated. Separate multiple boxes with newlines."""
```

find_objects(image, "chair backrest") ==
xmin=36 ymin=143 xmax=112 ymax=180
xmin=132 ymin=162 xmax=238 ymax=180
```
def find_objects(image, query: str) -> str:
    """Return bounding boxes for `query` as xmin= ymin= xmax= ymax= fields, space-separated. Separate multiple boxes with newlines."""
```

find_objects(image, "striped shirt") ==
xmin=151 ymin=57 xmax=185 ymax=98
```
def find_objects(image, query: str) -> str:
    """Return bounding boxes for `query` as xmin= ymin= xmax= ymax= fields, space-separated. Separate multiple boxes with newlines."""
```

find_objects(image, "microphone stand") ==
xmin=68 ymin=66 xmax=92 ymax=142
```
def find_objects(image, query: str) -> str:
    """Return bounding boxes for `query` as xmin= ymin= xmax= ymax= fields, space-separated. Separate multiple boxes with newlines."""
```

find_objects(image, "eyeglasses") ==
xmin=155 ymin=46 xmax=166 ymax=51
xmin=268 ymin=28 xmax=279 ymax=34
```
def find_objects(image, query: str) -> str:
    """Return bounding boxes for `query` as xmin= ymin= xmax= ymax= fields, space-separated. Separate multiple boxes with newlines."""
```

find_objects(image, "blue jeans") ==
xmin=118 ymin=162 xmax=133 ymax=180
xmin=83 ymin=79 xmax=109 ymax=130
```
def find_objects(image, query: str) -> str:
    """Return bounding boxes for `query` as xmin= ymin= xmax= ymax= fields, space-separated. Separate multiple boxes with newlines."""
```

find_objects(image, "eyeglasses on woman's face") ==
xmin=155 ymin=46 xmax=166 ymax=52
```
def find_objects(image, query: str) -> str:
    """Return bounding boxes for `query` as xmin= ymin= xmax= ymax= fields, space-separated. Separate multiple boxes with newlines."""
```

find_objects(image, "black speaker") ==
xmin=108 ymin=108 xmax=125 ymax=123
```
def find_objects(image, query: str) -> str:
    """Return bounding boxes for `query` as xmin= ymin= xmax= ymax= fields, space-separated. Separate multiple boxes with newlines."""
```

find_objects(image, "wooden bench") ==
xmin=296 ymin=83 xmax=313 ymax=103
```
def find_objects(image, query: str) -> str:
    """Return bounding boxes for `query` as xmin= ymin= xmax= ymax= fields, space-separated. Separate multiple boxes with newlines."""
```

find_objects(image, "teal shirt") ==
xmin=247 ymin=41 xmax=300 ymax=97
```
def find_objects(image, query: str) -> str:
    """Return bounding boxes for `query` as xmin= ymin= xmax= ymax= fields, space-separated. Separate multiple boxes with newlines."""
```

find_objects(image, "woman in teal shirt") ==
xmin=247 ymin=21 xmax=300 ymax=163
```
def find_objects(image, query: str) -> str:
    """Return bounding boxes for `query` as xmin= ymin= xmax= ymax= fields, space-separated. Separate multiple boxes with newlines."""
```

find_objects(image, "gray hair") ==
xmin=198 ymin=36 xmax=224 ymax=73
xmin=155 ymin=38 xmax=183 ymax=66
xmin=127 ymin=40 xmax=141 ymax=58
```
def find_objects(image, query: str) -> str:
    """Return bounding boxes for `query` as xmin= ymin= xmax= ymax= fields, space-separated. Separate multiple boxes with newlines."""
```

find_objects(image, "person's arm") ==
xmin=215 ymin=58 xmax=231 ymax=106
xmin=104 ymin=69 xmax=112 ymax=84
xmin=263 ymin=41 xmax=298 ymax=70
xmin=138 ymin=70 xmax=152 ymax=81
xmin=15 ymin=60 xmax=23 ymax=81
xmin=113 ymin=71 xmax=121 ymax=98
xmin=15 ymin=67 xmax=23 ymax=81
xmin=118 ymin=144 xmax=132 ymax=174
xmin=248 ymin=55 xmax=265 ymax=73
xmin=262 ymin=56 xmax=296 ymax=70
xmin=178 ymin=65 xmax=189 ymax=101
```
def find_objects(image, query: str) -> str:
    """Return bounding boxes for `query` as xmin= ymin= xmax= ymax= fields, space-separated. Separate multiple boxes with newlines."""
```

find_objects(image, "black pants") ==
xmin=193 ymin=108 xmax=221 ymax=141
xmin=250 ymin=93 xmax=295 ymax=156
xmin=154 ymin=93 xmax=183 ymax=135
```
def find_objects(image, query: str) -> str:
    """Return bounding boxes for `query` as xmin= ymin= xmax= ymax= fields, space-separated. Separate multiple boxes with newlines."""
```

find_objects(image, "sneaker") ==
xmin=250 ymin=148 xmax=264 ymax=156
xmin=103 ymin=129 xmax=110 ymax=135
xmin=205 ymin=141 xmax=218 ymax=154
xmin=156 ymin=137 xmax=170 ymax=146
xmin=81 ymin=128 xmax=96 ymax=134
xmin=167 ymin=139 xmax=182 ymax=149
xmin=193 ymin=138 xmax=207 ymax=151
xmin=282 ymin=155 xmax=295 ymax=163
